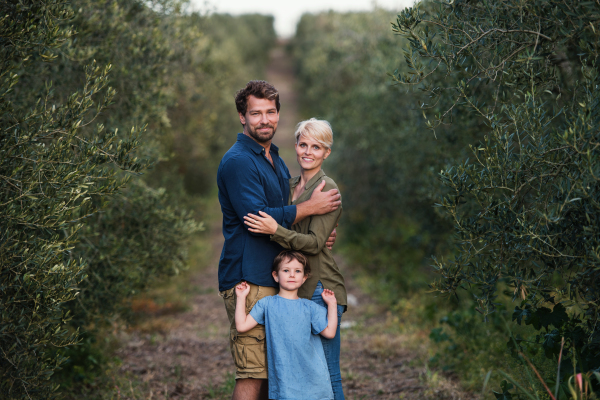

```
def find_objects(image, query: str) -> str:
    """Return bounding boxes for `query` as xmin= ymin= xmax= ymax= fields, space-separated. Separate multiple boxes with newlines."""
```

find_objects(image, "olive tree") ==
xmin=1 ymin=0 xmax=208 ymax=397
xmin=393 ymin=0 xmax=600 ymax=379
xmin=1 ymin=1 xmax=146 ymax=397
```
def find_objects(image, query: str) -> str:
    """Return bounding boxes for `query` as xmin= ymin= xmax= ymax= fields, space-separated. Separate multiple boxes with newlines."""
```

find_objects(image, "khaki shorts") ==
xmin=220 ymin=282 xmax=277 ymax=380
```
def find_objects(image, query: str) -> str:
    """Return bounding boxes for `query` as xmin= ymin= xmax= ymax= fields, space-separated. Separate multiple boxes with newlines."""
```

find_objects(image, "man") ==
xmin=217 ymin=80 xmax=341 ymax=400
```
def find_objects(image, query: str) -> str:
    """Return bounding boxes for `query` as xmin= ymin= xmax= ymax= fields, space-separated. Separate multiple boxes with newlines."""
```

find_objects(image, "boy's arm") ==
xmin=319 ymin=289 xmax=338 ymax=339
xmin=234 ymin=282 xmax=259 ymax=333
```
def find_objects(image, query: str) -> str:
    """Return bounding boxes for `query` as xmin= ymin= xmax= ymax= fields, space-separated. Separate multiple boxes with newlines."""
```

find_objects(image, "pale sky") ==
xmin=194 ymin=0 xmax=415 ymax=37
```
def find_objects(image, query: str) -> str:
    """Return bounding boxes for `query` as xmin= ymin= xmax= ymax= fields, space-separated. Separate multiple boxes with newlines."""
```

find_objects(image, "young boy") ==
xmin=235 ymin=250 xmax=338 ymax=400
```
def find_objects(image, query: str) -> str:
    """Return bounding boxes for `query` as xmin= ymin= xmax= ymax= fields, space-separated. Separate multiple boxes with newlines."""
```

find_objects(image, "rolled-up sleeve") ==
xmin=221 ymin=157 xmax=296 ymax=231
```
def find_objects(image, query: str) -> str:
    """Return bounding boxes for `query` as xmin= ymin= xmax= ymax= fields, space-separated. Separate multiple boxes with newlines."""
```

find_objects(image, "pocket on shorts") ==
xmin=221 ymin=288 xmax=237 ymax=323
xmin=231 ymin=330 xmax=266 ymax=371
xmin=219 ymin=287 xmax=235 ymax=299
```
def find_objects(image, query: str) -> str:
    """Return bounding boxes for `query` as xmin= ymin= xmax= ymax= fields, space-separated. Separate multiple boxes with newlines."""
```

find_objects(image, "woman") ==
xmin=243 ymin=118 xmax=347 ymax=400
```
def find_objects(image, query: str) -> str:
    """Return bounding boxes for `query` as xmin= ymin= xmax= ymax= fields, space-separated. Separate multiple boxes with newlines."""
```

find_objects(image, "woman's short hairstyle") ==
xmin=235 ymin=80 xmax=280 ymax=115
xmin=272 ymin=250 xmax=311 ymax=277
xmin=294 ymin=118 xmax=333 ymax=149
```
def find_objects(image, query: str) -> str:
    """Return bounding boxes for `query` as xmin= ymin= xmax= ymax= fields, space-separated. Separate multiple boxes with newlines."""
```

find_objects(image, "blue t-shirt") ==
xmin=250 ymin=295 xmax=333 ymax=400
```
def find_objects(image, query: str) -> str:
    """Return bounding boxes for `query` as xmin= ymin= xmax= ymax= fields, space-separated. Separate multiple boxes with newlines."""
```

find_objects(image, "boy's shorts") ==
xmin=220 ymin=282 xmax=277 ymax=380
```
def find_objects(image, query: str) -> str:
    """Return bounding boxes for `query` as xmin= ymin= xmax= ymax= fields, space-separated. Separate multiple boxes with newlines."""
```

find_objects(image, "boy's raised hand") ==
xmin=321 ymin=288 xmax=337 ymax=306
xmin=319 ymin=289 xmax=339 ymax=339
xmin=234 ymin=281 xmax=258 ymax=333
xmin=235 ymin=281 xmax=250 ymax=298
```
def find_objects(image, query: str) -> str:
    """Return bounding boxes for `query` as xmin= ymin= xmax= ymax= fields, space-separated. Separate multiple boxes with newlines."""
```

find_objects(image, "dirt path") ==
xmin=116 ymin=44 xmax=473 ymax=400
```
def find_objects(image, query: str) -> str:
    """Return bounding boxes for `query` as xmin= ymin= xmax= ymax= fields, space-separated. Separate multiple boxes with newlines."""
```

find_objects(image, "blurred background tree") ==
xmin=292 ymin=9 xmax=466 ymax=296
xmin=290 ymin=9 xmax=507 ymax=388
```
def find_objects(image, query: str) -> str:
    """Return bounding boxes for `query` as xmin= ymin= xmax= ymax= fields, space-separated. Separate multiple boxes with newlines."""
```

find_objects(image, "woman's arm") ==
xmin=272 ymin=207 xmax=341 ymax=255
xmin=244 ymin=179 xmax=342 ymax=255
xmin=244 ymin=206 xmax=341 ymax=255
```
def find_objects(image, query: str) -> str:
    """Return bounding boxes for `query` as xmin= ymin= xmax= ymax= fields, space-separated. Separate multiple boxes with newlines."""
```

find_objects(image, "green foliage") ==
xmin=70 ymin=179 xmax=201 ymax=326
xmin=0 ymin=0 xmax=278 ymax=397
xmin=393 ymin=0 xmax=600 ymax=390
xmin=51 ymin=333 xmax=119 ymax=388
xmin=494 ymin=380 xmax=515 ymax=400
xmin=292 ymin=10 xmax=462 ymax=294
xmin=47 ymin=0 xmax=205 ymax=331
xmin=2 ymin=0 xmax=276 ymax=397
xmin=161 ymin=12 xmax=277 ymax=196
xmin=1 ymin=0 xmax=147 ymax=397
xmin=291 ymin=8 xmax=507 ymax=389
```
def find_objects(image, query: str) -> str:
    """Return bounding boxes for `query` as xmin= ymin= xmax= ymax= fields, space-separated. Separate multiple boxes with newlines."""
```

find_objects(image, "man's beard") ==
xmin=247 ymin=123 xmax=276 ymax=143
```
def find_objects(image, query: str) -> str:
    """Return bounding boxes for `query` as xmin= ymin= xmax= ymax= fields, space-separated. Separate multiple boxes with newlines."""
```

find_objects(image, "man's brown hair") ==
xmin=235 ymin=80 xmax=280 ymax=115
xmin=272 ymin=250 xmax=311 ymax=277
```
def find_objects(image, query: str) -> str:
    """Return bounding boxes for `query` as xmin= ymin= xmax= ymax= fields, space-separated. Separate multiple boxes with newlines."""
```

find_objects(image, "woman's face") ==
xmin=295 ymin=135 xmax=331 ymax=172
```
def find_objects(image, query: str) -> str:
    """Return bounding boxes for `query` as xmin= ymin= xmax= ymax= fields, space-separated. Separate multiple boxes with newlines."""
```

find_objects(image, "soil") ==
xmin=115 ymin=43 xmax=476 ymax=400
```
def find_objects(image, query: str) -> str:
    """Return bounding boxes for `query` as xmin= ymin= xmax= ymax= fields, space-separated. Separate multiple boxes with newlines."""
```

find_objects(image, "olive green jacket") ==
xmin=270 ymin=169 xmax=347 ymax=307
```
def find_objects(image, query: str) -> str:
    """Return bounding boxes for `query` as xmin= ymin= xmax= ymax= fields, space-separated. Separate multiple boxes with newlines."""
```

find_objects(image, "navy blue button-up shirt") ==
xmin=217 ymin=133 xmax=297 ymax=291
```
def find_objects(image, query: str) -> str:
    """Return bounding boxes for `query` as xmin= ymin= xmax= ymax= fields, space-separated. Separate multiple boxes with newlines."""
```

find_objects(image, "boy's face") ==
xmin=272 ymin=258 xmax=307 ymax=292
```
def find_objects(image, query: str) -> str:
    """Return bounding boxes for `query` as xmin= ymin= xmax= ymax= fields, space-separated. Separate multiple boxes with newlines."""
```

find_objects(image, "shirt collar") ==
xmin=290 ymin=175 xmax=301 ymax=189
xmin=290 ymin=170 xmax=326 ymax=189
xmin=237 ymin=133 xmax=280 ymax=156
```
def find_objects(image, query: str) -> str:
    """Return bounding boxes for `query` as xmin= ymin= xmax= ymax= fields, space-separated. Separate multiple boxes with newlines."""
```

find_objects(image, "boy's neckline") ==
xmin=276 ymin=294 xmax=301 ymax=300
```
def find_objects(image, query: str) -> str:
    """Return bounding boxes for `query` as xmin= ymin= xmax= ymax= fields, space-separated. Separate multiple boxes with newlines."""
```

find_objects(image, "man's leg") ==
xmin=220 ymin=283 xmax=277 ymax=400
xmin=232 ymin=378 xmax=268 ymax=400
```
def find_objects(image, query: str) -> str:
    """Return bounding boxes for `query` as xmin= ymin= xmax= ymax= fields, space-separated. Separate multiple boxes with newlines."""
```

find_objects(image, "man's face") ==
xmin=239 ymin=95 xmax=279 ymax=144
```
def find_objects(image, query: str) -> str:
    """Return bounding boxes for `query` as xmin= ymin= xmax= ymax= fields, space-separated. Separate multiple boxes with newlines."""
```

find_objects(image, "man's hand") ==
xmin=235 ymin=281 xmax=251 ymax=298
xmin=309 ymin=180 xmax=341 ymax=215
xmin=326 ymin=226 xmax=338 ymax=250
xmin=294 ymin=180 xmax=341 ymax=224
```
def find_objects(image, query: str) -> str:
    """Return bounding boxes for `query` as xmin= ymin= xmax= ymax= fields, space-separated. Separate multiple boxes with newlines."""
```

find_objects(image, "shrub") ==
xmin=1 ymin=1 xmax=145 ymax=397
xmin=394 ymin=0 xmax=600 ymax=388
xmin=0 ymin=0 xmax=213 ymax=397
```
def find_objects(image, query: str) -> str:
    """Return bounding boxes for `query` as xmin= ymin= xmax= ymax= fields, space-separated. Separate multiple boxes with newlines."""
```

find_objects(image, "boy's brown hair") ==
xmin=272 ymin=250 xmax=311 ymax=277
xmin=235 ymin=80 xmax=280 ymax=115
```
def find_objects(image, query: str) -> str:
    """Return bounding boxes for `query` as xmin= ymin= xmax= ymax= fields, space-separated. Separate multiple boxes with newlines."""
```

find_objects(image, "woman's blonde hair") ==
xmin=294 ymin=118 xmax=333 ymax=149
